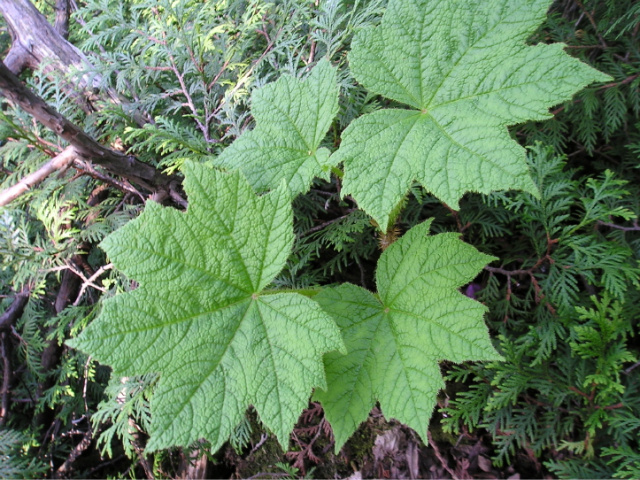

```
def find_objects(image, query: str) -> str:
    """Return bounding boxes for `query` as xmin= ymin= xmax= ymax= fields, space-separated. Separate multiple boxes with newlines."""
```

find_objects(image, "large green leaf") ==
xmin=332 ymin=0 xmax=612 ymax=231
xmin=68 ymin=163 xmax=344 ymax=451
xmin=314 ymin=220 xmax=501 ymax=450
xmin=212 ymin=58 xmax=339 ymax=195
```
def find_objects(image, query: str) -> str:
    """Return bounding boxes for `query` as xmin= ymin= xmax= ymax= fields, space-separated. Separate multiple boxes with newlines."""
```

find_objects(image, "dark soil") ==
xmin=217 ymin=403 xmax=551 ymax=479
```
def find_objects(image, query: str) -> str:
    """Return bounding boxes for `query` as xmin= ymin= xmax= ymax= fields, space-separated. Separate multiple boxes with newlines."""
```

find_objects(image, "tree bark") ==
xmin=0 ymin=61 xmax=171 ymax=189
xmin=0 ymin=290 xmax=30 ymax=331
xmin=0 ymin=0 xmax=83 ymax=75
xmin=0 ymin=0 xmax=147 ymax=123
xmin=54 ymin=0 xmax=70 ymax=40
xmin=0 ymin=0 xmax=98 ymax=112
xmin=0 ymin=289 xmax=30 ymax=425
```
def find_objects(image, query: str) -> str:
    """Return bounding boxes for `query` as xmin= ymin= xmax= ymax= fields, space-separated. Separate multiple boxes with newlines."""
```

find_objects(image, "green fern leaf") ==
xmin=332 ymin=0 xmax=612 ymax=231
xmin=313 ymin=219 xmax=501 ymax=450
xmin=68 ymin=163 xmax=344 ymax=452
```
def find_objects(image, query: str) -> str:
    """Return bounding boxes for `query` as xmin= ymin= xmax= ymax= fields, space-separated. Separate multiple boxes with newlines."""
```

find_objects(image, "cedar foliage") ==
xmin=0 ymin=0 xmax=638 ymax=478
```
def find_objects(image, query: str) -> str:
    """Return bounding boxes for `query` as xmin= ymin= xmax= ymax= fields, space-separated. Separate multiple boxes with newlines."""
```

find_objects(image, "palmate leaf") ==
xmin=68 ymin=163 xmax=344 ymax=452
xmin=213 ymin=58 xmax=339 ymax=195
xmin=313 ymin=220 xmax=501 ymax=450
xmin=333 ymin=0 xmax=612 ymax=231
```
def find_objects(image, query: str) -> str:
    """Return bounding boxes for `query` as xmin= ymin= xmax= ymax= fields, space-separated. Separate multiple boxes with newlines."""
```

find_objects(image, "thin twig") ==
xmin=48 ymin=262 xmax=110 ymax=305
xmin=597 ymin=219 xmax=640 ymax=232
xmin=73 ymin=264 xmax=113 ymax=306
xmin=299 ymin=212 xmax=353 ymax=237
xmin=212 ymin=25 xmax=282 ymax=117
xmin=484 ymin=265 xmax=532 ymax=277
xmin=597 ymin=73 xmax=639 ymax=90
xmin=623 ymin=361 xmax=640 ymax=374
xmin=573 ymin=0 xmax=607 ymax=47
xmin=249 ymin=433 xmax=269 ymax=455
xmin=73 ymin=159 xmax=145 ymax=202
xmin=129 ymin=417 xmax=154 ymax=480
xmin=82 ymin=356 xmax=92 ymax=414
xmin=427 ymin=431 xmax=458 ymax=480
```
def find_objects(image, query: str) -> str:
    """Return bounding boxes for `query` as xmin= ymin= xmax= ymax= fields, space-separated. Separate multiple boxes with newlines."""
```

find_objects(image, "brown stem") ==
xmin=598 ymin=73 xmax=640 ymax=90
xmin=1 ymin=332 xmax=12 ymax=425
xmin=0 ymin=61 xmax=172 ymax=190
xmin=0 ymin=288 xmax=30 ymax=425
xmin=0 ymin=289 xmax=30 ymax=331
xmin=55 ymin=427 xmax=92 ymax=478
xmin=597 ymin=219 xmax=640 ymax=232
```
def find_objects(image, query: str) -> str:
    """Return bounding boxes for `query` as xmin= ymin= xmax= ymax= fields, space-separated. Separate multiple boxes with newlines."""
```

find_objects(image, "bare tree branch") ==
xmin=56 ymin=427 xmax=92 ymax=477
xmin=0 ymin=0 xmax=84 ymax=75
xmin=0 ymin=0 xmax=148 ymax=124
xmin=0 ymin=61 xmax=172 ymax=190
xmin=0 ymin=146 xmax=76 ymax=206
xmin=0 ymin=0 xmax=98 ymax=112
xmin=54 ymin=0 xmax=71 ymax=40
xmin=0 ymin=289 xmax=30 ymax=425
xmin=1 ymin=332 xmax=12 ymax=425
xmin=0 ymin=289 xmax=30 ymax=331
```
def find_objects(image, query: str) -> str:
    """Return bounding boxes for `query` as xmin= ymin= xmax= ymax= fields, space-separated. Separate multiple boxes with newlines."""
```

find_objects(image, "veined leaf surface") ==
xmin=213 ymin=58 xmax=339 ymax=195
xmin=314 ymin=220 xmax=501 ymax=450
xmin=333 ymin=0 xmax=612 ymax=231
xmin=68 ymin=163 xmax=344 ymax=451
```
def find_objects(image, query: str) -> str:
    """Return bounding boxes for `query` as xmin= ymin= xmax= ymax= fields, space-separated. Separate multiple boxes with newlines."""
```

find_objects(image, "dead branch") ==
xmin=55 ymin=427 xmax=92 ymax=478
xmin=0 ymin=146 xmax=76 ymax=206
xmin=0 ymin=289 xmax=30 ymax=425
xmin=0 ymin=332 xmax=11 ymax=425
xmin=0 ymin=289 xmax=30 ymax=331
xmin=0 ymin=0 xmax=149 ymax=124
xmin=0 ymin=61 xmax=172 ymax=190
xmin=0 ymin=0 xmax=98 ymax=113
xmin=72 ymin=159 xmax=145 ymax=200
xmin=427 ymin=431 xmax=458 ymax=480
xmin=72 ymin=263 xmax=113 ymax=306
xmin=0 ymin=0 xmax=86 ymax=76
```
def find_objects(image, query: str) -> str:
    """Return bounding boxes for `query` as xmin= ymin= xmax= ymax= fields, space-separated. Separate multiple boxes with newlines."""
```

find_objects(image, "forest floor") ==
xmin=218 ymin=403 xmax=548 ymax=479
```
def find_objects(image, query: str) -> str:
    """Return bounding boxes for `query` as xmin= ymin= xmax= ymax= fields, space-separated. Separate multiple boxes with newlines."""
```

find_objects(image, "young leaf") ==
xmin=332 ymin=0 xmax=612 ymax=231
xmin=213 ymin=58 xmax=339 ymax=195
xmin=313 ymin=220 xmax=501 ymax=450
xmin=68 ymin=163 xmax=344 ymax=452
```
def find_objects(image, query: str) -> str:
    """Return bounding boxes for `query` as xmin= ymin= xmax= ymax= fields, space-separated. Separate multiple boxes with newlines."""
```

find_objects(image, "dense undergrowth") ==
xmin=0 ymin=0 xmax=639 ymax=478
